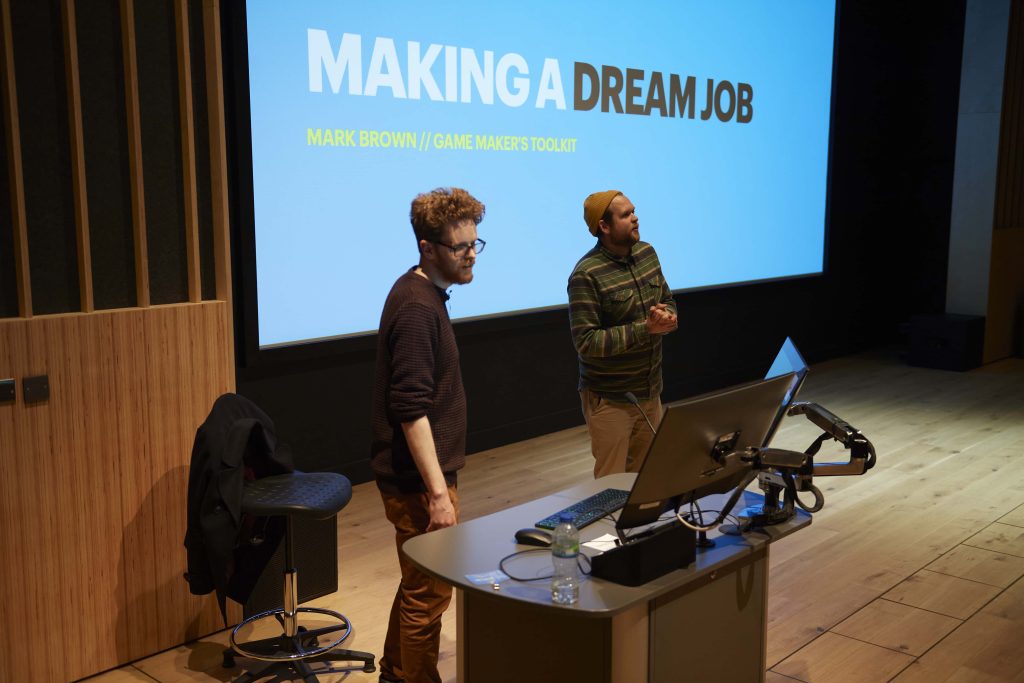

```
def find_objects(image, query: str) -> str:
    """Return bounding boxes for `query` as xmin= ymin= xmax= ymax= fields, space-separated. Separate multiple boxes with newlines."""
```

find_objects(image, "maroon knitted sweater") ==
xmin=371 ymin=269 xmax=466 ymax=493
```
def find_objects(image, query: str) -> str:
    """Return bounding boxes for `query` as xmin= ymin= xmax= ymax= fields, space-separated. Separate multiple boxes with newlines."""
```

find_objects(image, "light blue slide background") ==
xmin=246 ymin=1 xmax=835 ymax=346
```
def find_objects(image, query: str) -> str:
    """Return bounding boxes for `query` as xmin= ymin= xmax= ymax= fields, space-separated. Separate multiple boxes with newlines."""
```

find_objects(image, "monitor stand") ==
xmin=681 ymin=509 xmax=718 ymax=548
xmin=737 ymin=471 xmax=795 ymax=528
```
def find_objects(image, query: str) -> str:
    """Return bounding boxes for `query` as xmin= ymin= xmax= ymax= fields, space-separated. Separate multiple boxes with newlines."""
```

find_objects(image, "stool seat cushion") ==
xmin=241 ymin=472 xmax=353 ymax=519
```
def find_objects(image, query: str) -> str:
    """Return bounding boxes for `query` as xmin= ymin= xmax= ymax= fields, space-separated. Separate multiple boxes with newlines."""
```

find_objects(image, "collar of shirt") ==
xmin=407 ymin=266 xmax=451 ymax=302
xmin=595 ymin=240 xmax=636 ymax=265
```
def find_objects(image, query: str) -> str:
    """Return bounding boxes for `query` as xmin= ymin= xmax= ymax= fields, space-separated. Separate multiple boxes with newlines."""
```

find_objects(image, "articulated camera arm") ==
xmin=731 ymin=401 xmax=877 ymax=524
xmin=786 ymin=401 xmax=877 ymax=476
xmin=749 ymin=402 xmax=876 ymax=474
xmin=678 ymin=401 xmax=878 ymax=533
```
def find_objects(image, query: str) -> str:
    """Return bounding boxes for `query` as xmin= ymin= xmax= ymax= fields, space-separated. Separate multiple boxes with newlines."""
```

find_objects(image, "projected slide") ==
xmin=245 ymin=0 xmax=836 ymax=347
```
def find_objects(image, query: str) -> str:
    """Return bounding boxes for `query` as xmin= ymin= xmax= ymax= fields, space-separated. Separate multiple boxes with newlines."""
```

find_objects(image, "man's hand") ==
xmin=401 ymin=415 xmax=459 ymax=531
xmin=645 ymin=303 xmax=678 ymax=335
xmin=426 ymin=490 xmax=457 ymax=532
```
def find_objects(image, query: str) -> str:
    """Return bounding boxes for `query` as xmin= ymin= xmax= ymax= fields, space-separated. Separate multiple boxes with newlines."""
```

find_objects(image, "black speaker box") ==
xmin=590 ymin=520 xmax=696 ymax=586
xmin=907 ymin=313 xmax=984 ymax=371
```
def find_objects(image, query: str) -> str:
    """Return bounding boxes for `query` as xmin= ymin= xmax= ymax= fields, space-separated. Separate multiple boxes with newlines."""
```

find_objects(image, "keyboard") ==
xmin=535 ymin=488 xmax=630 ymax=530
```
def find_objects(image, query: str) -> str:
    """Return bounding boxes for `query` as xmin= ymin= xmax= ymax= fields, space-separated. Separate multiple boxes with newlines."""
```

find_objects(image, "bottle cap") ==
xmin=558 ymin=512 xmax=576 ymax=524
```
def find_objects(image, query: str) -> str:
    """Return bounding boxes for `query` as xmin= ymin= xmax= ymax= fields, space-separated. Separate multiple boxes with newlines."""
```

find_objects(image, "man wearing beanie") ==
xmin=568 ymin=190 xmax=678 ymax=477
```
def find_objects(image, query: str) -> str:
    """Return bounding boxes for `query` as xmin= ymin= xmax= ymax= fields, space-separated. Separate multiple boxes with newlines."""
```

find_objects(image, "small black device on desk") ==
xmin=514 ymin=528 xmax=552 ymax=547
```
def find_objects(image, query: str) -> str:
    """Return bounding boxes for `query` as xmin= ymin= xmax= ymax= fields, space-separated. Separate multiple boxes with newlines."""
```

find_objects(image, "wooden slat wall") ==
xmin=202 ymin=0 xmax=232 ymax=304
xmin=119 ymin=0 xmax=150 ymax=308
xmin=0 ymin=0 xmax=31 ymax=317
xmin=174 ymin=0 xmax=201 ymax=303
xmin=0 ymin=0 xmax=240 ymax=680
xmin=0 ymin=303 xmax=238 ymax=681
xmin=62 ymin=0 xmax=94 ymax=313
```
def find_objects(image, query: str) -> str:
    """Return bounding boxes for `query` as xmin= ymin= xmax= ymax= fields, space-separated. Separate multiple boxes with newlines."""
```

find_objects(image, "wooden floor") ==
xmin=87 ymin=349 xmax=1024 ymax=683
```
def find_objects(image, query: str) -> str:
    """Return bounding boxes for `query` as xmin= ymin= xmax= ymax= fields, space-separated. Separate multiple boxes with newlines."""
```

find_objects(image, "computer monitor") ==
xmin=616 ymin=338 xmax=808 ymax=532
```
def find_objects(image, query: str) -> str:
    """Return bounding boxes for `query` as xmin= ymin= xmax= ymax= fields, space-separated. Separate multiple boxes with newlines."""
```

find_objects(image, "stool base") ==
xmin=224 ymin=606 xmax=375 ymax=682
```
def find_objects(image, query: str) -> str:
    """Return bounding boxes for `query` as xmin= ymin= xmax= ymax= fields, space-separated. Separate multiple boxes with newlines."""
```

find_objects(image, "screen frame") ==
xmin=221 ymin=0 xmax=842 ymax=371
xmin=761 ymin=337 xmax=810 ymax=445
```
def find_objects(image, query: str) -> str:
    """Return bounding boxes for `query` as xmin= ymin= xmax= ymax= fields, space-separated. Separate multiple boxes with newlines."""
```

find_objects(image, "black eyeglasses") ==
xmin=431 ymin=238 xmax=486 ymax=257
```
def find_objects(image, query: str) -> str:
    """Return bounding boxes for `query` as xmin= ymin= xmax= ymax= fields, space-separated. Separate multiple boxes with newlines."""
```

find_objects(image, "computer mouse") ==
xmin=514 ymin=528 xmax=553 ymax=547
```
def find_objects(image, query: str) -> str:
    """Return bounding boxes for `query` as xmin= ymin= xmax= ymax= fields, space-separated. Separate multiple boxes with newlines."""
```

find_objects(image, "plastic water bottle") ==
xmin=550 ymin=512 xmax=580 ymax=605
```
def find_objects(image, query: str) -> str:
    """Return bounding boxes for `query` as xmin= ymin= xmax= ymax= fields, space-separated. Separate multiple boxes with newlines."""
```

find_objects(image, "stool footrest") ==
xmin=224 ymin=605 xmax=376 ymax=680
xmin=230 ymin=606 xmax=353 ymax=661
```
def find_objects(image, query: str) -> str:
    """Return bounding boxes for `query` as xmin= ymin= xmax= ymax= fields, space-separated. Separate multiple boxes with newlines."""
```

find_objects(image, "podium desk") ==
xmin=402 ymin=473 xmax=811 ymax=683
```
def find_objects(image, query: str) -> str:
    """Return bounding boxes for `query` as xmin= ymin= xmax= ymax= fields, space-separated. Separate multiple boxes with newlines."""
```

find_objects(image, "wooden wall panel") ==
xmin=995 ymin=0 xmax=1023 ymax=231
xmin=10 ymin=317 xmax=70 ymax=682
xmin=984 ymin=227 xmax=1024 ymax=362
xmin=137 ymin=305 xmax=230 ymax=653
xmin=49 ymin=314 xmax=124 ymax=671
xmin=0 ymin=319 xmax=45 ymax=678
xmin=0 ymin=325 xmax=13 ymax=675
xmin=0 ymin=301 xmax=236 ymax=681
xmin=1 ymin=0 xmax=237 ymax=678
xmin=987 ymin=0 xmax=1024 ymax=363
xmin=114 ymin=306 xmax=159 ymax=661
xmin=144 ymin=308 xmax=190 ymax=652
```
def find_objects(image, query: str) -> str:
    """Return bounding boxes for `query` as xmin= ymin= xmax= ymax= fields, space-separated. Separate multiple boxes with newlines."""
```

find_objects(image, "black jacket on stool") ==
xmin=184 ymin=393 xmax=294 ymax=621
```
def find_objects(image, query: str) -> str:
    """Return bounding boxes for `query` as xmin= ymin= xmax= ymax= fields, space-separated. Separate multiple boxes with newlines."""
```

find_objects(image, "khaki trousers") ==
xmin=581 ymin=388 xmax=663 ymax=478
xmin=379 ymin=485 xmax=460 ymax=683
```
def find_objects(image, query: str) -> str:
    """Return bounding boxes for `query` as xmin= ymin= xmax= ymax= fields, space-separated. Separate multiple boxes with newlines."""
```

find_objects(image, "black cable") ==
xmin=498 ymin=549 xmax=592 ymax=582
xmin=498 ymin=549 xmax=551 ymax=581
xmin=686 ymin=506 xmax=742 ymax=529
xmin=691 ymin=499 xmax=707 ymax=524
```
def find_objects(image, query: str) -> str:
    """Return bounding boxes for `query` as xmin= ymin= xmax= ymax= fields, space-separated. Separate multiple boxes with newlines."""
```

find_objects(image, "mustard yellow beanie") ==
xmin=583 ymin=190 xmax=622 ymax=235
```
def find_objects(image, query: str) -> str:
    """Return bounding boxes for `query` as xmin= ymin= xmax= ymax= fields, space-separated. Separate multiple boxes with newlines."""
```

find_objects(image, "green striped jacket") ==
xmin=568 ymin=240 xmax=676 ymax=400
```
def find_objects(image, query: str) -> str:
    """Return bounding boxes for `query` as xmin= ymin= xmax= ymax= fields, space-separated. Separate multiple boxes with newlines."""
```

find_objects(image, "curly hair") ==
xmin=409 ymin=187 xmax=486 ymax=244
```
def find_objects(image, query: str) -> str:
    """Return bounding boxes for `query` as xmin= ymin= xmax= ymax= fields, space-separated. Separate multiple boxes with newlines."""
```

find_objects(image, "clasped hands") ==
xmin=645 ymin=303 xmax=678 ymax=335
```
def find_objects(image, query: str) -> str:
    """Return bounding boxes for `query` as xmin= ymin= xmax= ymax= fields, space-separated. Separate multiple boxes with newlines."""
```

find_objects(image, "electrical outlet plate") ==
xmin=0 ymin=378 xmax=14 ymax=403
xmin=23 ymin=375 xmax=49 ymax=403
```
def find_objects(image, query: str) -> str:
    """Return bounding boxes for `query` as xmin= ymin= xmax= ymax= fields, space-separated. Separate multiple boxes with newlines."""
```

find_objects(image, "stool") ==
xmin=222 ymin=472 xmax=376 ymax=682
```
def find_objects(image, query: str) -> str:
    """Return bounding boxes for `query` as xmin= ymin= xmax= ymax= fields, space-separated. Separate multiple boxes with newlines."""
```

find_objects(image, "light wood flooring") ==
xmin=86 ymin=350 xmax=1024 ymax=682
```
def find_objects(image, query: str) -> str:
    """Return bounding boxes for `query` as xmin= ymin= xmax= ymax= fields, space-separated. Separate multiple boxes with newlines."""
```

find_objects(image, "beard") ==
xmin=608 ymin=228 xmax=639 ymax=251
xmin=439 ymin=258 xmax=474 ymax=285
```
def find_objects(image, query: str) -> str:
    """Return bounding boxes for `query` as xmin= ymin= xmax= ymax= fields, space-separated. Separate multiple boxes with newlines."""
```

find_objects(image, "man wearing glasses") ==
xmin=370 ymin=186 xmax=485 ymax=683
xmin=569 ymin=190 xmax=678 ymax=478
